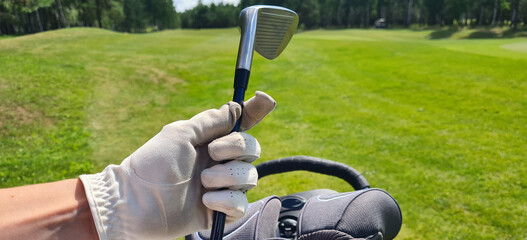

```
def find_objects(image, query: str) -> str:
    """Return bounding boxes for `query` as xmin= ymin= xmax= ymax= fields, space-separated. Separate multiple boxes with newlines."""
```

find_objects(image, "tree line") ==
xmin=0 ymin=0 xmax=179 ymax=34
xmin=1 ymin=0 xmax=525 ymax=35
xmin=242 ymin=0 xmax=526 ymax=30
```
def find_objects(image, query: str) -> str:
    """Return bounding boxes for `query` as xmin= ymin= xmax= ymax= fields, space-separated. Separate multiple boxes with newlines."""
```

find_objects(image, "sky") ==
xmin=173 ymin=0 xmax=241 ymax=12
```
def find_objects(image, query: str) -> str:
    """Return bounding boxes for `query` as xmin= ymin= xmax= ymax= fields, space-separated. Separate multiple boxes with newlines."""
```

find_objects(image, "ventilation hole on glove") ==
xmin=230 ymin=168 xmax=232 ymax=170
xmin=231 ymin=174 xmax=233 ymax=176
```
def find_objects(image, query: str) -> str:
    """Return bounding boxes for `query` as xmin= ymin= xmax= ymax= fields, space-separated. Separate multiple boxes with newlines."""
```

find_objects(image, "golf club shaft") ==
xmin=210 ymin=211 xmax=226 ymax=240
xmin=210 ymin=68 xmax=251 ymax=240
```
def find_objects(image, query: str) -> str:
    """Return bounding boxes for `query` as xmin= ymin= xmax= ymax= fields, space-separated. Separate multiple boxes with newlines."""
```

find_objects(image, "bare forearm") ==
xmin=0 ymin=179 xmax=98 ymax=240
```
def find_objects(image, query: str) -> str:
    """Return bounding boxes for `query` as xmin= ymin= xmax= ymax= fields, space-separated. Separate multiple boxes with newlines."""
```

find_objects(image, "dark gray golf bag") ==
xmin=186 ymin=156 xmax=402 ymax=240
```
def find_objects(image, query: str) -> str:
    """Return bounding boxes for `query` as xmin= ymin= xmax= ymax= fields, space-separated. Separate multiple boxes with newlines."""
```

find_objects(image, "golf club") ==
xmin=210 ymin=5 xmax=299 ymax=240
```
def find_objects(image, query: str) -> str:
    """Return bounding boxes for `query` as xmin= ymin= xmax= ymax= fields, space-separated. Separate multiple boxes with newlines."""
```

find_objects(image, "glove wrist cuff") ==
xmin=80 ymin=165 xmax=127 ymax=240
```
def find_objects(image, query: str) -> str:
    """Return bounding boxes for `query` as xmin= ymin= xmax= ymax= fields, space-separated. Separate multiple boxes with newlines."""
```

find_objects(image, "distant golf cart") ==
xmin=375 ymin=18 xmax=387 ymax=28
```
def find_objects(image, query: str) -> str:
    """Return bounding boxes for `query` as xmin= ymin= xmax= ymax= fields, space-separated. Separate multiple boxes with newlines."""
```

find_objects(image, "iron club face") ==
xmin=236 ymin=5 xmax=299 ymax=71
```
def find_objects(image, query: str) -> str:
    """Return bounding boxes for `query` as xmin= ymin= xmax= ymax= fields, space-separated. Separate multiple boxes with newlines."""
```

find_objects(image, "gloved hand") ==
xmin=80 ymin=91 xmax=276 ymax=240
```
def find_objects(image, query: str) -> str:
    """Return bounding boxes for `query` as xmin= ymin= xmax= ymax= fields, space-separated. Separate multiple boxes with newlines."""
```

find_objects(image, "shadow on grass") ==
xmin=502 ymin=28 xmax=527 ymax=38
xmin=428 ymin=27 xmax=527 ymax=39
xmin=463 ymin=28 xmax=527 ymax=39
xmin=430 ymin=28 xmax=459 ymax=39
xmin=465 ymin=30 xmax=498 ymax=39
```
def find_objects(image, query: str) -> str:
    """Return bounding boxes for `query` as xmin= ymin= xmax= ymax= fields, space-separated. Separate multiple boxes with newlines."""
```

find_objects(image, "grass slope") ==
xmin=1 ymin=28 xmax=526 ymax=239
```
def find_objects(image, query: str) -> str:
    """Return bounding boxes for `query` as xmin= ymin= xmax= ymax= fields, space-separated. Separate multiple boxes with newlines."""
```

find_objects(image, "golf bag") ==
xmin=186 ymin=156 xmax=402 ymax=240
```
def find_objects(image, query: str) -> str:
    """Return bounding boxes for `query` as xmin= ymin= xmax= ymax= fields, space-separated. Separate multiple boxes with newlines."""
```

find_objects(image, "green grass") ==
xmin=1 ymin=28 xmax=526 ymax=239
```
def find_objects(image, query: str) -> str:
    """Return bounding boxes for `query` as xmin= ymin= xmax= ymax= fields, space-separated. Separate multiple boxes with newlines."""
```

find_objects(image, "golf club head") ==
xmin=236 ymin=5 xmax=299 ymax=70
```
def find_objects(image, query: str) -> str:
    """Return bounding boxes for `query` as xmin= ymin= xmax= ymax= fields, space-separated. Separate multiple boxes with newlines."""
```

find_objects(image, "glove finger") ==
xmin=201 ymin=161 xmax=258 ymax=191
xmin=208 ymin=132 xmax=261 ymax=162
xmin=240 ymin=91 xmax=276 ymax=132
xmin=162 ymin=102 xmax=241 ymax=145
xmin=203 ymin=190 xmax=248 ymax=219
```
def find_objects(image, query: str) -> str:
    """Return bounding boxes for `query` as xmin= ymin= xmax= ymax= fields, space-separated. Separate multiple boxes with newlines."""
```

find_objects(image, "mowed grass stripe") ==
xmin=1 ymin=28 xmax=525 ymax=239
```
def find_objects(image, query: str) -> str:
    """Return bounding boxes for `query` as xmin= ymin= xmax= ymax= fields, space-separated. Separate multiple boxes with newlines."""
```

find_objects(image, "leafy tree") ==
xmin=182 ymin=2 xmax=239 ymax=29
xmin=123 ymin=0 xmax=145 ymax=31
xmin=299 ymin=0 xmax=320 ymax=28
xmin=510 ymin=0 xmax=520 ymax=29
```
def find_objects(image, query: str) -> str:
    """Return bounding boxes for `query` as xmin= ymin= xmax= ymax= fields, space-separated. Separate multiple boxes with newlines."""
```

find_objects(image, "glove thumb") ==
xmin=240 ymin=91 xmax=277 ymax=132
xmin=174 ymin=102 xmax=241 ymax=145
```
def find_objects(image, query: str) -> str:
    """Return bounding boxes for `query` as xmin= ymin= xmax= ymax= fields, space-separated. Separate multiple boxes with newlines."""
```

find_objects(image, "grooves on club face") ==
xmin=254 ymin=8 xmax=299 ymax=60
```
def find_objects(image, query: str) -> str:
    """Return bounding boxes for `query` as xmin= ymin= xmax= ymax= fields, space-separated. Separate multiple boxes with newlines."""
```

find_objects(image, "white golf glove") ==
xmin=80 ymin=91 xmax=276 ymax=240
